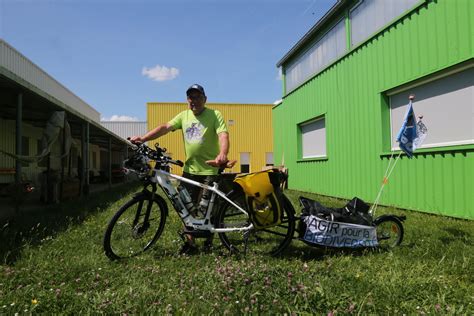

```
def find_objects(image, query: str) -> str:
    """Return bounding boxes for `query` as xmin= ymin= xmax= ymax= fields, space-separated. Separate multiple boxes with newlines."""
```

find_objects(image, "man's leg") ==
xmin=181 ymin=172 xmax=217 ymax=251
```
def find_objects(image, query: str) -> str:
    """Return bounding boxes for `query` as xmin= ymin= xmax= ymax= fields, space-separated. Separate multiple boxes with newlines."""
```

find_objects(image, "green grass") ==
xmin=1 ymin=185 xmax=473 ymax=314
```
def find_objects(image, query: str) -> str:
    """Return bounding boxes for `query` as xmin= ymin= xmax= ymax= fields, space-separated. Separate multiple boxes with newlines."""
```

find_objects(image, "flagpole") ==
xmin=370 ymin=151 xmax=402 ymax=216
xmin=370 ymin=95 xmax=416 ymax=217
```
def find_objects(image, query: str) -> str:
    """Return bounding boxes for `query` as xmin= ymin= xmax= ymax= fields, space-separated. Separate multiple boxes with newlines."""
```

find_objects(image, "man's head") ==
xmin=186 ymin=84 xmax=207 ymax=116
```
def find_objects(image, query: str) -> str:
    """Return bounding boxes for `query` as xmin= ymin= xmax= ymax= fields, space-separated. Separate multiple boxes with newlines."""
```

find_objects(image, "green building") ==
xmin=274 ymin=0 xmax=473 ymax=219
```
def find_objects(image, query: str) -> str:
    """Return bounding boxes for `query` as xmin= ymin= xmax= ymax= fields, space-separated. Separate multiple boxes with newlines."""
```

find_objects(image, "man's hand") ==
xmin=129 ymin=136 xmax=145 ymax=144
xmin=215 ymin=153 xmax=228 ymax=165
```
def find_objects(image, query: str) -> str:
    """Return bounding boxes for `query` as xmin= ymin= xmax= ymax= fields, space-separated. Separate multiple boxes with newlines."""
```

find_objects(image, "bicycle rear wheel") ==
xmin=103 ymin=194 xmax=167 ymax=260
xmin=374 ymin=215 xmax=404 ymax=248
xmin=216 ymin=191 xmax=295 ymax=256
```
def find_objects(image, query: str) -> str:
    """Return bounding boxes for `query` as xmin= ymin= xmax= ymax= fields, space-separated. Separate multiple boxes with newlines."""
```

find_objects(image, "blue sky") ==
xmin=1 ymin=0 xmax=336 ymax=121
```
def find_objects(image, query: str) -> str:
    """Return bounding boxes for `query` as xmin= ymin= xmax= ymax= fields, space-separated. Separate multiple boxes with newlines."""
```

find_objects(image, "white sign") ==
xmin=303 ymin=215 xmax=378 ymax=248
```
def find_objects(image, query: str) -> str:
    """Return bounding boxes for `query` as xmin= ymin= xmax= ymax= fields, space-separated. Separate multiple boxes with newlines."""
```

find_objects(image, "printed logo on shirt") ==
xmin=185 ymin=122 xmax=204 ymax=144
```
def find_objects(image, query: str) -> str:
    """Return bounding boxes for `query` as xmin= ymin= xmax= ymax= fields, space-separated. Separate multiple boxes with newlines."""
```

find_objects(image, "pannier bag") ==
xmin=233 ymin=170 xmax=284 ymax=229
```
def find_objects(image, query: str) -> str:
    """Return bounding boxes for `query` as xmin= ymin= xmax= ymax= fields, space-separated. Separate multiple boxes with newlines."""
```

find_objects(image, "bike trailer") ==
xmin=298 ymin=196 xmax=379 ymax=248
xmin=233 ymin=169 xmax=285 ymax=229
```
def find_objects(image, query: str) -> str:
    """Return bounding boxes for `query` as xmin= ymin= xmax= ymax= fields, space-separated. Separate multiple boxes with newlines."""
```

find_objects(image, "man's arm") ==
xmin=215 ymin=132 xmax=229 ymax=164
xmin=130 ymin=123 xmax=174 ymax=143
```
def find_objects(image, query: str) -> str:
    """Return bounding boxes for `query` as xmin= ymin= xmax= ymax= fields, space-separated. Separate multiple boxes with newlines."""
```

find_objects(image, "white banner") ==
xmin=303 ymin=215 xmax=378 ymax=248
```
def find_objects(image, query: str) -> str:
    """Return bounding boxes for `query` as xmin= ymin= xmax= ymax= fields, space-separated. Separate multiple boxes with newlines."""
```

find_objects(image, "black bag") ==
xmin=298 ymin=196 xmax=372 ymax=238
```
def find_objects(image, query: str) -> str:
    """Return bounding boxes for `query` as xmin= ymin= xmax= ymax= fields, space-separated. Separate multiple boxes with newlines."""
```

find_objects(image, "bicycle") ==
xmin=103 ymin=141 xmax=296 ymax=260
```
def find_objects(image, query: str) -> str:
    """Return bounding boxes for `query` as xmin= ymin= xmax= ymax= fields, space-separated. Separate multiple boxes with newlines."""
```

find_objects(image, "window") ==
xmin=265 ymin=152 xmax=274 ymax=167
xmin=299 ymin=116 xmax=326 ymax=159
xmin=240 ymin=152 xmax=250 ymax=173
xmin=285 ymin=18 xmax=346 ymax=93
xmin=389 ymin=67 xmax=474 ymax=150
xmin=21 ymin=136 xmax=29 ymax=167
xmin=350 ymin=0 xmax=419 ymax=48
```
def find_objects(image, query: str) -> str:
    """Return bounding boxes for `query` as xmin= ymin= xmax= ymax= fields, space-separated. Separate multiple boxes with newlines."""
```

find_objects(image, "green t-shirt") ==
xmin=168 ymin=108 xmax=228 ymax=175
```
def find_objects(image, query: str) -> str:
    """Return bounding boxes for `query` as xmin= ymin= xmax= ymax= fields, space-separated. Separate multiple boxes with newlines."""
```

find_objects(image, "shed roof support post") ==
xmin=15 ymin=92 xmax=23 ymax=184
xmin=60 ymin=113 xmax=66 ymax=201
xmin=85 ymin=122 xmax=90 ymax=195
xmin=108 ymin=137 xmax=112 ymax=188
xmin=80 ymin=123 xmax=85 ymax=197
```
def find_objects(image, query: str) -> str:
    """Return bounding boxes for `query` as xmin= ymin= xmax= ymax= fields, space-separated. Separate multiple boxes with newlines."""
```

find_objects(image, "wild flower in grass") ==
xmin=303 ymin=263 xmax=309 ymax=272
xmin=434 ymin=304 xmax=441 ymax=312
xmin=31 ymin=299 xmax=38 ymax=305
xmin=263 ymin=276 xmax=272 ymax=287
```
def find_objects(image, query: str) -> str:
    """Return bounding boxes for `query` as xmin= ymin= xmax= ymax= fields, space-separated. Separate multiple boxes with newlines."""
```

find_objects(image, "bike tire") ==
xmin=216 ymin=190 xmax=295 ymax=256
xmin=374 ymin=215 xmax=404 ymax=248
xmin=103 ymin=193 xmax=167 ymax=260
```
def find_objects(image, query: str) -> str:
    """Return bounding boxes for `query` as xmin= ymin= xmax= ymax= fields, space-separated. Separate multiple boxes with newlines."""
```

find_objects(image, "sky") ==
xmin=1 ymin=0 xmax=337 ymax=121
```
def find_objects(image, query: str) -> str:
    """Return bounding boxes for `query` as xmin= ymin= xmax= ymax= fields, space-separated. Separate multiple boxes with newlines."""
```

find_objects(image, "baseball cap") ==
xmin=186 ymin=84 xmax=206 ymax=96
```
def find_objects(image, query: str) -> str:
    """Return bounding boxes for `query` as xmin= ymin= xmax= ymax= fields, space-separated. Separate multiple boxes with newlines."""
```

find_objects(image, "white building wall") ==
xmin=101 ymin=121 xmax=147 ymax=142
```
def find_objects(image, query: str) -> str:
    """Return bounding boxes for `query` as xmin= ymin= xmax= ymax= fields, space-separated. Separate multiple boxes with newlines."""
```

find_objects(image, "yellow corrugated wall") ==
xmin=147 ymin=102 xmax=273 ymax=174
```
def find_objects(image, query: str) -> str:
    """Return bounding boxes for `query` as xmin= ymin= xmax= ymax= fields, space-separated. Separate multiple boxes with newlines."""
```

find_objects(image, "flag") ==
xmin=396 ymin=100 xmax=425 ymax=158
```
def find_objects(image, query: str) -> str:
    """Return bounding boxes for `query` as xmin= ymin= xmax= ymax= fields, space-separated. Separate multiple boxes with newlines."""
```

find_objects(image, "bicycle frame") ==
xmin=151 ymin=168 xmax=253 ymax=233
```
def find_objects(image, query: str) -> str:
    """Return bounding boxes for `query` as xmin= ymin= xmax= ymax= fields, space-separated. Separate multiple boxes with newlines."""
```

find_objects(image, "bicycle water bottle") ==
xmin=178 ymin=185 xmax=197 ymax=214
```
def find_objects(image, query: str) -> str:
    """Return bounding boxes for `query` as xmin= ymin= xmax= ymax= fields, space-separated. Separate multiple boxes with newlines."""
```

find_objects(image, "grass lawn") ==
xmin=0 ymin=184 xmax=473 ymax=314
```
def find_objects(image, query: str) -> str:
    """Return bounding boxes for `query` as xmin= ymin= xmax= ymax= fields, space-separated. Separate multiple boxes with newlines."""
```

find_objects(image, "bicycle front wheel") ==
xmin=103 ymin=194 xmax=167 ymax=260
xmin=216 ymin=191 xmax=295 ymax=256
xmin=374 ymin=215 xmax=404 ymax=249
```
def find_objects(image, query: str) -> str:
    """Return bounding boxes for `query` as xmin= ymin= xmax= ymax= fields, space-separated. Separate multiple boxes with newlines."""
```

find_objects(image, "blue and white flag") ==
xmin=396 ymin=100 xmax=427 ymax=157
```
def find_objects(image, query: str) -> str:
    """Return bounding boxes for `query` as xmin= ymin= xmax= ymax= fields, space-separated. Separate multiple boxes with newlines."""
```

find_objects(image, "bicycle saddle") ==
xmin=205 ymin=159 xmax=237 ymax=169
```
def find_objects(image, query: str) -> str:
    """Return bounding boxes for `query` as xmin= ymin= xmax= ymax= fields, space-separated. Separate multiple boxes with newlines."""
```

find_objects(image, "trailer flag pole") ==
xmin=370 ymin=95 xmax=427 ymax=216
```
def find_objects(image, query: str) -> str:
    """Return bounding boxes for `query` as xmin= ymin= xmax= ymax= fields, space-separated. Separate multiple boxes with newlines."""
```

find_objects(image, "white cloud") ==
xmin=101 ymin=115 xmax=140 ymax=122
xmin=142 ymin=64 xmax=180 ymax=81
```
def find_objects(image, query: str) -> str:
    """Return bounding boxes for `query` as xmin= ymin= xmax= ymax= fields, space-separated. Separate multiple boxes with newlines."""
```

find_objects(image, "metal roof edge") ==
xmin=276 ymin=0 xmax=348 ymax=67
xmin=147 ymin=102 xmax=274 ymax=106
xmin=0 ymin=39 xmax=101 ymax=119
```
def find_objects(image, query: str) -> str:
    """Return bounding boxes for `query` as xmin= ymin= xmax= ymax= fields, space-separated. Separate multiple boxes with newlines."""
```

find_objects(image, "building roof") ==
xmin=276 ymin=0 xmax=348 ymax=67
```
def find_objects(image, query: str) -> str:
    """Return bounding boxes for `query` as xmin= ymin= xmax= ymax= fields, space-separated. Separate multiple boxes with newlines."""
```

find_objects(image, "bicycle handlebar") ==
xmin=126 ymin=137 xmax=184 ymax=167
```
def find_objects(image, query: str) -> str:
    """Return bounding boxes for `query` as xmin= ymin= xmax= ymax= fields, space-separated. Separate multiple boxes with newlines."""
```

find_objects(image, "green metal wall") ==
xmin=274 ymin=0 xmax=474 ymax=219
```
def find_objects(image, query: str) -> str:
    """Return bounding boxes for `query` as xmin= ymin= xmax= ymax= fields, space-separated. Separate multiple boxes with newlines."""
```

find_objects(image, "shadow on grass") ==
xmin=280 ymin=240 xmax=383 ymax=261
xmin=440 ymin=227 xmax=471 ymax=245
xmin=0 ymin=183 xmax=140 ymax=265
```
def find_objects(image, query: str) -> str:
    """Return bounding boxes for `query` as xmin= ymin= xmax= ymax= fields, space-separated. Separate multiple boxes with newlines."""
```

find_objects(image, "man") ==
xmin=130 ymin=84 xmax=229 ymax=254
